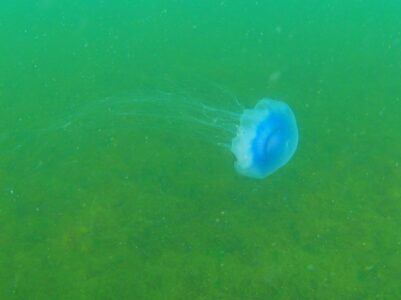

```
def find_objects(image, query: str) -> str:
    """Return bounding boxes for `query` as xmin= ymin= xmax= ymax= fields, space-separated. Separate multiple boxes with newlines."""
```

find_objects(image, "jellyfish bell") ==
xmin=231 ymin=99 xmax=298 ymax=179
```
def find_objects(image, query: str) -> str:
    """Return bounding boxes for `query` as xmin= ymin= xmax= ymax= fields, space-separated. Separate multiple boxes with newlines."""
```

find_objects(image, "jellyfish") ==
xmin=64 ymin=89 xmax=299 ymax=179
xmin=30 ymin=86 xmax=298 ymax=180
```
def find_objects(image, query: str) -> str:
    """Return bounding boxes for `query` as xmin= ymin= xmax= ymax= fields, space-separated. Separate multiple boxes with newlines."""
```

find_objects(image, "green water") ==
xmin=1 ymin=1 xmax=401 ymax=299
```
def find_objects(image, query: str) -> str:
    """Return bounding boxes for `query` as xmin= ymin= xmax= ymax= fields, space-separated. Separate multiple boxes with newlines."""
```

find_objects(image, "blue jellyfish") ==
xmin=59 ymin=91 xmax=299 ymax=179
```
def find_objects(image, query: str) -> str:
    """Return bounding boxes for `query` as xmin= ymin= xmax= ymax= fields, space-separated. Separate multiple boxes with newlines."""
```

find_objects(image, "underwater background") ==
xmin=1 ymin=0 xmax=401 ymax=299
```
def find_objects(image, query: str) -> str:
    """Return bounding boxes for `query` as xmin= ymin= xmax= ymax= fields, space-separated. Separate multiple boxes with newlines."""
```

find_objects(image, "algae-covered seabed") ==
xmin=1 ymin=1 xmax=400 ymax=299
